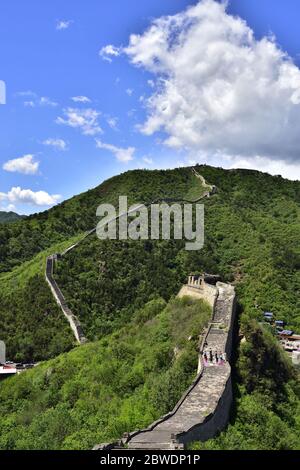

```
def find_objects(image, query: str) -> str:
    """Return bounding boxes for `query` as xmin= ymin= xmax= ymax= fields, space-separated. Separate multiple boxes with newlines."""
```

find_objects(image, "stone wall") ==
xmin=174 ymin=280 xmax=236 ymax=445
xmin=177 ymin=375 xmax=233 ymax=445
xmin=46 ymin=169 xmax=215 ymax=346
xmin=94 ymin=276 xmax=236 ymax=450
xmin=45 ymin=255 xmax=87 ymax=344
xmin=178 ymin=283 xmax=218 ymax=309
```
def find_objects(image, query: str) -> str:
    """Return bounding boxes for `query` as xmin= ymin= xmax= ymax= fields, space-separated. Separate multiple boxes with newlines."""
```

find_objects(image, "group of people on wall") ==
xmin=202 ymin=349 xmax=226 ymax=366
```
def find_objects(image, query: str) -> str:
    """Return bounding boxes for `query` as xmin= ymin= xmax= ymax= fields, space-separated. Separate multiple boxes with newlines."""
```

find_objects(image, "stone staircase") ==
xmin=93 ymin=280 xmax=236 ymax=451
xmin=127 ymin=366 xmax=230 ymax=450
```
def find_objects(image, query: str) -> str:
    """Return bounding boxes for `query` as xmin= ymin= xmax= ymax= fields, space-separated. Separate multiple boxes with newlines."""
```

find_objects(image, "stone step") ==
xmin=93 ymin=280 xmax=236 ymax=452
xmin=128 ymin=442 xmax=173 ymax=450
xmin=129 ymin=429 xmax=171 ymax=445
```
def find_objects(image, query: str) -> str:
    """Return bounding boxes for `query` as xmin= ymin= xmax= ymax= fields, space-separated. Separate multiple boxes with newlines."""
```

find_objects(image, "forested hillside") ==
xmin=0 ymin=165 xmax=299 ymax=450
xmin=0 ymin=297 xmax=211 ymax=450
xmin=0 ymin=168 xmax=206 ymax=361
xmin=0 ymin=168 xmax=203 ymax=272
xmin=55 ymin=165 xmax=300 ymax=340
xmin=0 ymin=211 xmax=25 ymax=224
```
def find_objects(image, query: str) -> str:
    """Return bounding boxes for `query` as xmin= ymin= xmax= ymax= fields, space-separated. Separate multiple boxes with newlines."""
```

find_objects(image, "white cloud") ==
xmin=99 ymin=44 xmax=121 ymax=62
xmin=0 ymin=80 xmax=5 ymax=104
xmin=95 ymin=139 xmax=135 ymax=163
xmin=143 ymin=156 xmax=153 ymax=165
xmin=71 ymin=96 xmax=91 ymax=103
xmin=123 ymin=0 xmax=300 ymax=170
xmin=107 ymin=117 xmax=118 ymax=129
xmin=40 ymin=96 xmax=58 ymax=107
xmin=0 ymin=203 xmax=17 ymax=212
xmin=56 ymin=108 xmax=102 ymax=136
xmin=16 ymin=91 xmax=36 ymax=97
xmin=17 ymin=92 xmax=58 ymax=108
xmin=42 ymin=138 xmax=68 ymax=151
xmin=127 ymin=108 xmax=136 ymax=118
xmin=0 ymin=187 xmax=61 ymax=206
xmin=24 ymin=101 xmax=35 ymax=108
xmin=56 ymin=20 xmax=73 ymax=31
xmin=126 ymin=88 xmax=134 ymax=96
xmin=227 ymin=155 xmax=300 ymax=181
xmin=3 ymin=154 xmax=39 ymax=175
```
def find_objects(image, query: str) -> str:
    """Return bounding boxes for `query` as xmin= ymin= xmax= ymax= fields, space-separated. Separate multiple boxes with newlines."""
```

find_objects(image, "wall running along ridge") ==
xmin=45 ymin=255 xmax=87 ymax=344
xmin=45 ymin=169 xmax=216 ymax=345
xmin=94 ymin=276 xmax=236 ymax=450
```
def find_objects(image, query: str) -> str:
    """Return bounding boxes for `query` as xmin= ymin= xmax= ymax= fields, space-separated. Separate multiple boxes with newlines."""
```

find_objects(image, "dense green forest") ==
xmin=0 ymin=236 xmax=83 ymax=361
xmin=55 ymin=165 xmax=300 ymax=340
xmin=0 ymin=165 xmax=299 ymax=449
xmin=0 ymin=168 xmax=203 ymax=272
xmin=0 ymin=211 xmax=25 ymax=224
xmin=0 ymin=168 xmax=205 ymax=360
xmin=0 ymin=297 xmax=211 ymax=449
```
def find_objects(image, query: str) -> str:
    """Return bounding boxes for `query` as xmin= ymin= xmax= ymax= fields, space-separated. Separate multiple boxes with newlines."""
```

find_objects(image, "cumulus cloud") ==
xmin=56 ymin=108 xmax=102 ymax=136
xmin=42 ymin=138 xmax=68 ymax=151
xmin=0 ymin=187 xmax=61 ymax=206
xmin=3 ymin=154 xmax=39 ymax=175
xmin=95 ymin=139 xmax=135 ymax=163
xmin=123 ymin=0 xmax=300 ymax=169
xmin=227 ymin=155 xmax=300 ymax=181
xmin=56 ymin=20 xmax=73 ymax=31
xmin=99 ymin=44 xmax=121 ymax=62
xmin=0 ymin=203 xmax=16 ymax=212
xmin=71 ymin=96 xmax=91 ymax=103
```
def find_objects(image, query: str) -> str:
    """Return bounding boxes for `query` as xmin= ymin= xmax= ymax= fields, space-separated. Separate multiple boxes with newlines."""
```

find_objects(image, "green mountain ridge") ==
xmin=0 ymin=211 xmax=26 ymax=224
xmin=0 ymin=165 xmax=299 ymax=450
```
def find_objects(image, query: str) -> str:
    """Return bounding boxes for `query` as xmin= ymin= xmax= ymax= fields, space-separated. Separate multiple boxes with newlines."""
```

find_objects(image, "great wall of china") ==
xmin=45 ymin=254 xmax=87 ymax=344
xmin=94 ymin=275 xmax=236 ymax=450
xmin=45 ymin=168 xmax=217 ymax=345
xmin=45 ymin=170 xmax=237 ymax=448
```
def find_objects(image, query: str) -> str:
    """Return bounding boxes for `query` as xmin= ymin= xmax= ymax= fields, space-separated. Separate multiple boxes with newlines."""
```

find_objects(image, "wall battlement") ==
xmin=94 ymin=275 xmax=236 ymax=450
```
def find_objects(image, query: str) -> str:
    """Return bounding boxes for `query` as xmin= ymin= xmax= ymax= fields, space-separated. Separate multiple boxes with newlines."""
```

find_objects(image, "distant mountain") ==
xmin=0 ymin=210 xmax=26 ymax=224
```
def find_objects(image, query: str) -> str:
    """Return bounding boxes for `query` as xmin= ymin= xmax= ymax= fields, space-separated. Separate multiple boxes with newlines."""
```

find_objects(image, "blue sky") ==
xmin=1 ymin=0 xmax=300 ymax=214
